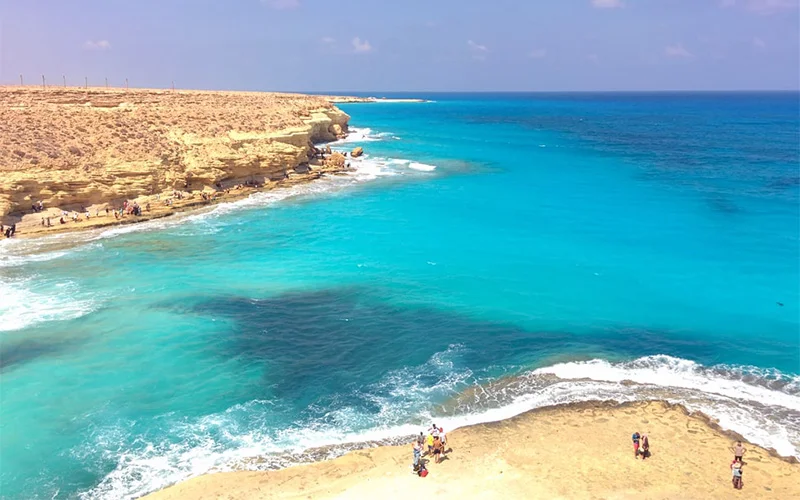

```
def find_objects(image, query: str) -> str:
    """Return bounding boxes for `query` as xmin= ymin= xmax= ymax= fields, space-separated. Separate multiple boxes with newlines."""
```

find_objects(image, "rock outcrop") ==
xmin=0 ymin=87 xmax=350 ymax=220
xmin=351 ymin=146 xmax=364 ymax=158
xmin=324 ymin=152 xmax=347 ymax=169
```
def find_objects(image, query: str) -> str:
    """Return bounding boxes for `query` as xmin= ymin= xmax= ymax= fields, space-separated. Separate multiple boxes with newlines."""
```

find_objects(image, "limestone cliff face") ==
xmin=0 ymin=88 xmax=350 ymax=218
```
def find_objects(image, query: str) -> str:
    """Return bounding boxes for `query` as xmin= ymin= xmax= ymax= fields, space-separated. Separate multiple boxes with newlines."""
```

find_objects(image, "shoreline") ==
xmin=5 ymin=161 xmax=354 ymax=241
xmin=143 ymin=400 xmax=800 ymax=499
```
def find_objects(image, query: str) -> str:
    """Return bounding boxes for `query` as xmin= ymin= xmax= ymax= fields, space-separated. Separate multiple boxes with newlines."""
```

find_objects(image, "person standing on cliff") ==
xmin=732 ymin=441 xmax=746 ymax=463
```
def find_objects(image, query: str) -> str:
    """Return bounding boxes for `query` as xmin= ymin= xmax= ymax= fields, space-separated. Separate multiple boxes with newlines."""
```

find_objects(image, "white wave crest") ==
xmin=331 ymin=127 xmax=389 ymax=144
xmin=535 ymin=355 xmax=800 ymax=410
xmin=408 ymin=162 xmax=437 ymax=172
xmin=0 ymin=277 xmax=98 ymax=332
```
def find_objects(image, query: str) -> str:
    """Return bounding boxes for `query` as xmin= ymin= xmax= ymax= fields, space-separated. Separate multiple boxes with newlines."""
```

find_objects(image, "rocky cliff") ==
xmin=0 ymin=87 xmax=350 ymax=220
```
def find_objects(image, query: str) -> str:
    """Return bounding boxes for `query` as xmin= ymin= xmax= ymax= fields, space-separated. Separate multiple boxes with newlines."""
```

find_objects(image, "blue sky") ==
xmin=1 ymin=0 xmax=798 ymax=91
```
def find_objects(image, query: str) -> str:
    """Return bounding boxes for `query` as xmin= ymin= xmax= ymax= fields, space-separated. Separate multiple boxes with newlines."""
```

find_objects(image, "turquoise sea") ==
xmin=1 ymin=92 xmax=798 ymax=499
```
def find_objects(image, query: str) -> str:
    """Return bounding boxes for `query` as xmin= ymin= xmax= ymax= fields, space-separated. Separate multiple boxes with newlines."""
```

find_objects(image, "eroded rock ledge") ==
xmin=0 ymin=87 xmax=350 ymax=221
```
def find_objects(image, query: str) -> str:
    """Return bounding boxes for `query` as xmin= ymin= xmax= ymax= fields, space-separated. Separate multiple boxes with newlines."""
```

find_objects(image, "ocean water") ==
xmin=1 ymin=92 xmax=798 ymax=499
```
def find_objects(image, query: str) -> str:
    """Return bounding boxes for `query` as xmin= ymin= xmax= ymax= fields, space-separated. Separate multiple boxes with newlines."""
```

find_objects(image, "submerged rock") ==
xmin=351 ymin=146 xmax=363 ymax=158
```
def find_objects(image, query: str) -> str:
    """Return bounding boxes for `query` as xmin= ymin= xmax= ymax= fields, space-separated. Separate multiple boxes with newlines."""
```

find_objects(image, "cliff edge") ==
xmin=0 ymin=87 xmax=349 ymax=222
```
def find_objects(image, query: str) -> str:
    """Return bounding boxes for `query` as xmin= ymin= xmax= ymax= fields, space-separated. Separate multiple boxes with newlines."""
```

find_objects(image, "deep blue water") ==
xmin=1 ymin=92 xmax=798 ymax=499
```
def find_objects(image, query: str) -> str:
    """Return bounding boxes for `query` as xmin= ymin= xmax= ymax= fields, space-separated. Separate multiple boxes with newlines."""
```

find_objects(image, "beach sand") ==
xmin=144 ymin=401 xmax=799 ymax=499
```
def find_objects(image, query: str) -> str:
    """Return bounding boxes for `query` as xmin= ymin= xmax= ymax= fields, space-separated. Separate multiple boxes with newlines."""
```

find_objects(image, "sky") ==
xmin=1 ymin=0 xmax=798 ymax=92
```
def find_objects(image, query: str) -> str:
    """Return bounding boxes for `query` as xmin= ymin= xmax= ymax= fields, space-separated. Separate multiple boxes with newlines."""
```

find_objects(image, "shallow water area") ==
xmin=1 ymin=92 xmax=798 ymax=499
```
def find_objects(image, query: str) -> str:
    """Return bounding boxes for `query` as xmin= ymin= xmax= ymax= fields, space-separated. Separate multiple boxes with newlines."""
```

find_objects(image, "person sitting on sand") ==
xmin=732 ymin=441 xmax=746 ymax=463
xmin=632 ymin=431 xmax=641 ymax=458
xmin=432 ymin=436 xmax=444 ymax=464
xmin=60 ymin=217 xmax=66 ymax=224
xmin=731 ymin=460 xmax=743 ymax=489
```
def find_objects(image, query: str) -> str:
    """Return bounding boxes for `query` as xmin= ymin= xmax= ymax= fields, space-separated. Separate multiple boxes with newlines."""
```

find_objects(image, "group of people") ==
xmin=30 ymin=200 xmax=45 ymax=213
xmin=632 ymin=432 xmax=748 ymax=490
xmin=1 ymin=223 xmax=17 ymax=238
xmin=731 ymin=441 xmax=746 ymax=490
xmin=411 ymin=423 xmax=449 ymax=476
xmin=631 ymin=431 xmax=650 ymax=459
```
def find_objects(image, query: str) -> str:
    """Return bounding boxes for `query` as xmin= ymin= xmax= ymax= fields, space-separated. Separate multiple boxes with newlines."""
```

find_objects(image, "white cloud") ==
xmin=83 ymin=40 xmax=111 ymax=50
xmin=529 ymin=48 xmax=547 ymax=59
xmin=752 ymin=36 xmax=767 ymax=48
xmin=467 ymin=40 xmax=489 ymax=60
xmin=720 ymin=0 xmax=799 ymax=14
xmin=665 ymin=44 xmax=693 ymax=58
xmin=352 ymin=37 xmax=373 ymax=53
xmin=321 ymin=37 xmax=336 ymax=44
xmin=261 ymin=0 xmax=300 ymax=9
xmin=591 ymin=0 xmax=624 ymax=8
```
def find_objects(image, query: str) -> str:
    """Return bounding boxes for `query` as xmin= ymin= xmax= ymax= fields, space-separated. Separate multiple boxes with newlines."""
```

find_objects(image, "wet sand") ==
xmin=144 ymin=401 xmax=799 ymax=499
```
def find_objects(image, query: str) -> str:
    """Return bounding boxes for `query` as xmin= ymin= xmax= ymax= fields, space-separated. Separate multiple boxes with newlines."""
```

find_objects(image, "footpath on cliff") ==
xmin=0 ymin=87 xmax=363 ymax=239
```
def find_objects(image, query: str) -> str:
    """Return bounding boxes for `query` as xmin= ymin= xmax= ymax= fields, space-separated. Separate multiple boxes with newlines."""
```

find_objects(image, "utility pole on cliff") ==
xmin=125 ymin=78 xmax=129 ymax=91
xmin=63 ymin=75 xmax=66 ymax=87
xmin=85 ymin=76 xmax=88 ymax=89
xmin=105 ymin=77 xmax=108 ymax=89
xmin=19 ymin=74 xmax=23 ymax=86
xmin=42 ymin=75 xmax=45 ymax=90
xmin=171 ymin=81 xmax=175 ymax=92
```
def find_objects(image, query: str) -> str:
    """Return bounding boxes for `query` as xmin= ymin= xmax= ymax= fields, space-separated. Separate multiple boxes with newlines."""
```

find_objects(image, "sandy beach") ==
xmin=144 ymin=401 xmax=799 ymax=500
